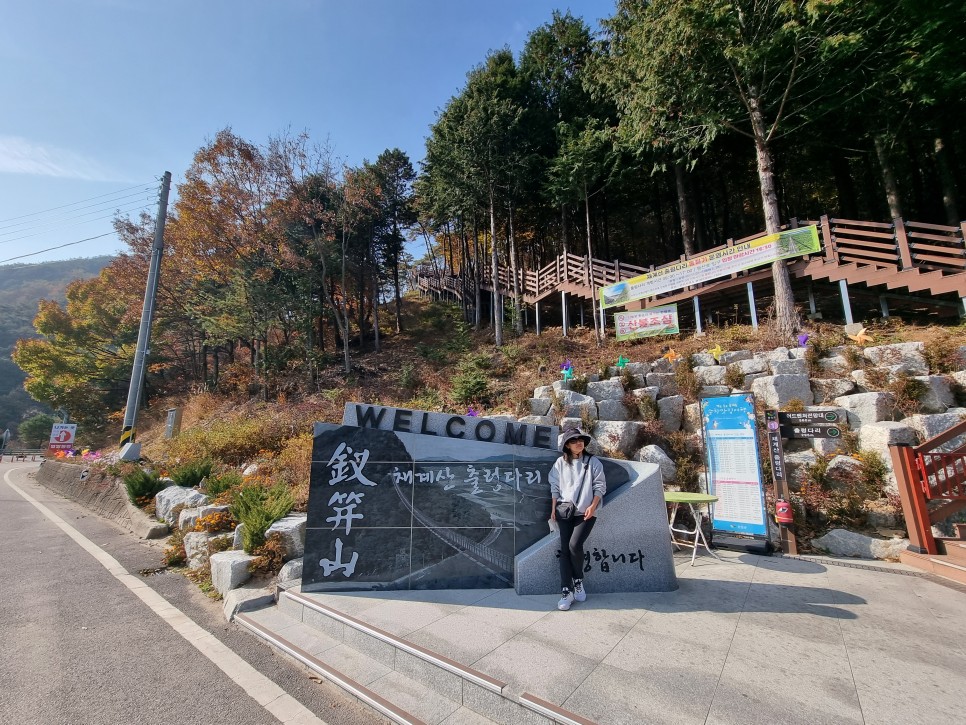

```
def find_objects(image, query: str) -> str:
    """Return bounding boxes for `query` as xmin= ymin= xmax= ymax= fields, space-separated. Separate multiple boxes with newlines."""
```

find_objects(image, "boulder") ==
xmin=183 ymin=532 xmax=211 ymax=569
xmin=770 ymin=358 xmax=808 ymax=375
xmin=718 ymin=350 xmax=752 ymax=365
xmin=903 ymin=410 xmax=966 ymax=449
xmin=178 ymin=507 xmax=202 ymax=533
xmin=784 ymin=450 xmax=818 ymax=491
xmin=682 ymin=403 xmax=702 ymax=434
xmin=789 ymin=347 xmax=808 ymax=360
xmin=750 ymin=374 xmax=813 ymax=408
xmin=762 ymin=347 xmax=791 ymax=362
xmin=834 ymin=392 xmax=896 ymax=427
xmin=632 ymin=386 xmax=660 ymax=402
xmin=911 ymin=375 xmax=955 ymax=414
xmin=658 ymin=395 xmax=685 ymax=432
xmin=689 ymin=353 xmax=716 ymax=367
xmin=857 ymin=421 xmax=917 ymax=493
xmin=863 ymin=342 xmax=928 ymax=375
xmin=645 ymin=372 xmax=679 ymax=397
xmin=210 ymin=550 xmax=255 ymax=596
xmin=553 ymin=389 xmax=597 ymax=420
xmin=742 ymin=372 xmax=770 ymax=390
xmin=818 ymin=356 xmax=848 ymax=375
xmin=591 ymin=421 xmax=646 ymax=458
xmin=586 ymin=379 xmax=626 ymax=402
xmin=533 ymin=385 xmax=553 ymax=399
xmin=156 ymin=486 xmax=208 ymax=526
xmin=700 ymin=386 xmax=732 ymax=397
xmin=242 ymin=464 xmax=259 ymax=477
xmin=811 ymin=529 xmax=909 ymax=561
xmin=811 ymin=378 xmax=856 ymax=404
xmin=518 ymin=415 xmax=555 ymax=427
xmin=277 ymin=558 xmax=304 ymax=586
xmin=731 ymin=358 xmax=768 ymax=376
xmin=266 ymin=514 xmax=307 ymax=561
xmin=597 ymin=399 xmax=632 ymax=422
xmin=694 ymin=365 xmax=727 ymax=386
xmin=636 ymin=445 xmax=676 ymax=483
xmin=529 ymin=398 xmax=552 ymax=416
xmin=824 ymin=456 xmax=863 ymax=492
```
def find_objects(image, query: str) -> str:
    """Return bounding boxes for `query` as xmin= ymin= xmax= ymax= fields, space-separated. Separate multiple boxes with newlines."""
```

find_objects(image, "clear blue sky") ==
xmin=0 ymin=0 xmax=611 ymax=266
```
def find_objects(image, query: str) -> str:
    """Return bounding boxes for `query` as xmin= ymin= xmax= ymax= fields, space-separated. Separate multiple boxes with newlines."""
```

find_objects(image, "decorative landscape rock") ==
xmin=731 ymin=358 xmax=768 ymax=376
xmin=911 ymin=375 xmax=954 ymax=414
xmin=586 ymin=379 xmax=626 ymax=402
xmin=553 ymin=389 xmax=597 ymax=419
xmin=156 ymin=486 xmax=208 ymax=526
xmin=658 ymin=395 xmax=685 ymax=432
xmin=812 ymin=528 xmax=909 ymax=561
xmin=750 ymin=374 xmax=813 ymax=408
xmin=824 ymin=456 xmax=864 ymax=492
xmin=636 ymin=445 xmax=676 ymax=483
xmin=518 ymin=415 xmax=555 ymax=427
xmin=811 ymin=377 xmax=856 ymax=403
xmin=528 ymin=398 xmax=552 ymax=416
xmin=783 ymin=450 xmax=819 ymax=490
xmin=864 ymin=342 xmax=928 ymax=375
xmin=277 ymin=558 xmax=304 ymax=586
xmin=689 ymin=352 xmax=716 ymax=367
xmin=700 ymin=385 xmax=731 ymax=397
xmin=179 ymin=507 xmax=202 ymax=532
xmin=818 ymin=356 xmax=848 ymax=375
xmin=694 ymin=365 xmax=727 ymax=386
xmin=682 ymin=403 xmax=702 ymax=434
xmin=903 ymin=410 xmax=966 ymax=449
xmin=645 ymin=372 xmax=679 ymax=397
xmin=533 ymin=385 xmax=553 ymax=399
xmin=183 ymin=531 xmax=211 ymax=569
xmin=591 ymin=420 xmax=645 ymax=457
xmin=718 ymin=350 xmax=752 ymax=365
xmin=597 ymin=399 xmax=631 ymax=421
xmin=834 ymin=392 xmax=896 ymax=427
xmin=265 ymin=514 xmax=308 ymax=561
xmin=769 ymin=358 xmax=807 ymax=375
xmin=210 ymin=550 xmax=256 ymax=596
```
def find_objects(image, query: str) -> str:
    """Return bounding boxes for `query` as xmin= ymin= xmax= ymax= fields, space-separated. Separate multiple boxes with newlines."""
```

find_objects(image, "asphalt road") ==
xmin=0 ymin=461 xmax=386 ymax=725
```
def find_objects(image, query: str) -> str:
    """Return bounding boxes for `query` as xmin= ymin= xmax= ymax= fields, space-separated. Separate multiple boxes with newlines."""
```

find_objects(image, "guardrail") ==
xmin=2 ymin=449 xmax=46 ymax=462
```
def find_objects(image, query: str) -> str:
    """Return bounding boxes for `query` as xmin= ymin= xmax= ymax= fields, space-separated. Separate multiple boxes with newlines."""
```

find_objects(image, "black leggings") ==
xmin=558 ymin=514 xmax=597 ymax=590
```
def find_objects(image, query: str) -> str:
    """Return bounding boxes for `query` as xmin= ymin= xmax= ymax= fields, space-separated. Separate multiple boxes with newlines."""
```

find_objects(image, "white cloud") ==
xmin=0 ymin=135 xmax=120 ymax=181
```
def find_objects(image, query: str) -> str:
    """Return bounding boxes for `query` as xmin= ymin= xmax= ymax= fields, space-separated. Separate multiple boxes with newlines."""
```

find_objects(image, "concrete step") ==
xmin=942 ymin=541 xmax=966 ymax=566
xmin=900 ymin=550 xmax=966 ymax=586
xmin=238 ymin=589 xmax=596 ymax=725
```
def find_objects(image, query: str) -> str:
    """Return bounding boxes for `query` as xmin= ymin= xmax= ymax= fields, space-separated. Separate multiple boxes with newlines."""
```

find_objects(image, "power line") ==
xmin=0 ymin=200 xmax=154 ymax=244
xmin=0 ymin=188 xmax=155 ymax=234
xmin=0 ymin=232 xmax=115 ymax=264
xmin=0 ymin=180 xmax=158 ymax=225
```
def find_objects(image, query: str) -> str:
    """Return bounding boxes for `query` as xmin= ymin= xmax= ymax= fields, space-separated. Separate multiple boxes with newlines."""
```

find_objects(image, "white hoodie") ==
xmin=549 ymin=454 xmax=606 ymax=515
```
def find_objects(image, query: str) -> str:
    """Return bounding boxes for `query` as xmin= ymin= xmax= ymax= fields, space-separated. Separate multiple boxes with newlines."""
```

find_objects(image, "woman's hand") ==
xmin=550 ymin=498 xmax=557 ymax=522
xmin=583 ymin=502 xmax=598 ymax=519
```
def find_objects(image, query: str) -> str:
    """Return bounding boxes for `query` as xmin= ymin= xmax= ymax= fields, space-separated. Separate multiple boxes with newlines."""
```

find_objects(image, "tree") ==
xmin=599 ymin=0 xmax=866 ymax=339
xmin=371 ymin=149 xmax=417 ymax=333
xmin=18 ymin=413 xmax=58 ymax=448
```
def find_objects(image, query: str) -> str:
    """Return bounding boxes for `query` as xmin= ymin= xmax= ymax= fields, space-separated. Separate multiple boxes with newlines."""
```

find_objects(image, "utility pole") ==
xmin=119 ymin=171 xmax=171 ymax=457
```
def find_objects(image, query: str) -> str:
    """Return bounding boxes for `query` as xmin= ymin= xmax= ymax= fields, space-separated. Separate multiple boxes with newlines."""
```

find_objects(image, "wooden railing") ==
xmin=413 ymin=215 xmax=966 ymax=302
xmin=891 ymin=419 xmax=966 ymax=555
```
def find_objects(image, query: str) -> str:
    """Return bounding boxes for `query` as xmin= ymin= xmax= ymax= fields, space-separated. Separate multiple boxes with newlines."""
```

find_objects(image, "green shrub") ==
xmin=230 ymin=484 xmax=296 ymax=553
xmin=205 ymin=471 xmax=243 ymax=499
xmin=171 ymin=459 xmax=214 ymax=487
xmin=124 ymin=468 xmax=167 ymax=505
xmin=451 ymin=355 xmax=491 ymax=405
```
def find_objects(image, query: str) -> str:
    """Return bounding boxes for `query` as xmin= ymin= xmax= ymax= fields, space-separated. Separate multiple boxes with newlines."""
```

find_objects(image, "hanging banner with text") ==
xmin=599 ymin=225 xmax=821 ymax=310
xmin=700 ymin=394 xmax=768 ymax=539
xmin=614 ymin=304 xmax=679 ymax=340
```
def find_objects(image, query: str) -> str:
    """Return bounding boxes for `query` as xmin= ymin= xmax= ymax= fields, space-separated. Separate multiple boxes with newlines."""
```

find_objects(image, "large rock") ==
xmin=694 ymin=365 xmax=727 ymax=386
xmin=863 ymin=342 xmax=928 ymax=375
xmin=750 ymin=374 xmax=813 ymax=408
xmin=857 ymin=421 xmax=917 ymax=493
xmin=811 ymin=378 xmax=855 ymax=404
xmin=533 ymin=385 xmax=553 ymax=399
xmin=784 ymin=450 xmax=819 ymax=491
xmin=689 ymin=353 xmax=716 ymax=367
xmin=682 ymin=403 xmax=702 ymax=434
xmin=554 ymin=389 xmax=597 ymax=420
xmin=636 ymin=445 xmax=676 ymax=483
xmin=658 ymin=395 xmax=685 ymax=432
xmin=731 ymin=358 xmax=768 ymax=376
xmin=183 ymin=531 xmax=211 ymax=569
xmin=155 ymin=486 xmax=208 ymax=526
xmin=586 ymin=379 xmax=626 ymax=402
xmin=824 ymin=456 xmax=863 ymax=492
xmin=631 ymin=386 xmax=660 ymax=402
xmin=818 ymin=356 xmax=848 ymax=375
xmin=210 ymin=550 xmax=255 ymax=596
xmin=834 ymin=392 xmax=896 ymax=426
xmin=591 ymin=421 xmax=646 ymax=458
xmin=812 ymin=529 xmax=909 ymax=561
xmin=700 ymin=385 xmax=732 ymax=397
xmin=718 ymin=350 xmax=752 ymax=365
xmin=645 ymin=372 xmax=679 ymax=397
xmin=266 ymin=514 xmax=307 ymax=560
xmin=597 ymin=399 xmax=632 ymax=421
xmin=911 ymin=375 xmax=955 ymax=414
xmin=762 ymin=347 xmax=791 ymax=363
xmin=903 ymin=410 xmax=966 ymax=449
xmin=770 ymin=358 xmax=808 ymax=375
xmin=528 ymin=398 xmax=552 ymax=416
xmin=178 ymin=507 xmax=202 ymax=533
xmin=277 ymin=558 xmax=304 ymax=586
xmin=517 ymin=415 xmax=555 ymax=427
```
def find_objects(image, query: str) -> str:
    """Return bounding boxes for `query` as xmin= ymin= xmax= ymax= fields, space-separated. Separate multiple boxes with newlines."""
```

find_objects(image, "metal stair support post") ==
xmin=839 ymin=279 xmax=854 ymax=325
xmin=746 ymin=282 xmax=758 ymax=329
xmin=561 ymin=290 xmax=568 ymax=337
xmin=693 ymin=296 xmax=703 ymax=335
xmin=889 ymin=443 xmax=937 ymax=554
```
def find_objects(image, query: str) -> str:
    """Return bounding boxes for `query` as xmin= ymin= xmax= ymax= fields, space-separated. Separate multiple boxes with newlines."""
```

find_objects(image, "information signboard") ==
xmin=47 ymin=423 xmax=77 ymax=453
xmin=700 ymin=394 xmax=768 ymax=538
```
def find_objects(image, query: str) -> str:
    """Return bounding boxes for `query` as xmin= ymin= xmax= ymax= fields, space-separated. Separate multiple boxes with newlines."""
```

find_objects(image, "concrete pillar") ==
xmin=879 ymin=294 xmax=890 ymax=318
xmin=746 ymin=282 xmax=759 ymax=329
xmin=839 ymin=280 xmax=854 ymax=325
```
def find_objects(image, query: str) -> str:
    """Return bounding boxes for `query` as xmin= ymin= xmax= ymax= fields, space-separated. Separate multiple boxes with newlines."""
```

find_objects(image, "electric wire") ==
xmin=0 ymin=201 xmax=155 ymax=245
xmin=0 ymin=232 xmax=115 ymax=264
xmin=0 ymin=181 xmax=157 ymax=225
xmin=0 ymin=188 xmax=156 ymax=234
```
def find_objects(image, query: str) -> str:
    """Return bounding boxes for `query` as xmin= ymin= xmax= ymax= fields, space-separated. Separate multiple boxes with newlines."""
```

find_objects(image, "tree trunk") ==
xmin=934 ymin=136 xmax=960 ymax=226
xmin=472 ymin=215 xmax=481 ymax=331
xmin=560 ymin=202 xmax=568 ymax=257
xmin=584 ymin=182 xmax=602 ymax=346
xmin=489 ymin=183 xmax=503 ymax=346
xmin=874 ymin=134 xmax=903 ymax=219
xmin=508 ymin=203 xmax=523 ymax=335
xmin=372 ymin=268 xmax=381 ymax=353
xmin=749 ymin=95 xmax=797 ymax=339
xmin=674 ymin=161 xmax=697 ymax=256
xmin=392 ymin=222 xmax=403 ymax=333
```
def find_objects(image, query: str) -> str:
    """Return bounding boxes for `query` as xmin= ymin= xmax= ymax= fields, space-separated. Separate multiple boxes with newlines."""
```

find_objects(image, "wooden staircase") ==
xmin=901 ymin=539 xmax=966 ymax=586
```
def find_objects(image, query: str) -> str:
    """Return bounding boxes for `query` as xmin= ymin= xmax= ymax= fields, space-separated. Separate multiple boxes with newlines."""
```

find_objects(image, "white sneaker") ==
xmin=573 ymin=580 xmax=586 ymax=602
xmin=557 ymin=590 xmax=574 ymax=611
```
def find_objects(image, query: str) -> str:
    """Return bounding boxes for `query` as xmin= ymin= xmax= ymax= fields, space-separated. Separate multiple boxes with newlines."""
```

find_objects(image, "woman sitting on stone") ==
xmin=549 ymin=427 xmax=606 ymax=610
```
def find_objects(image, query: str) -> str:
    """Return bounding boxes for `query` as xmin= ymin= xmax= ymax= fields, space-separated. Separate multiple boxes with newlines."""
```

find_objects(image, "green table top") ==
xmin=664 ymin=491 xmax=718 ymax=504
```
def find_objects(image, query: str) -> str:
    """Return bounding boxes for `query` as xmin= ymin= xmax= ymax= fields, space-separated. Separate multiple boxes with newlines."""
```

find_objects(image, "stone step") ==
xmin=943 ymin=541 xmax=966 ymax=566
xmin=245 ymin=588 xmax=596 ymax=725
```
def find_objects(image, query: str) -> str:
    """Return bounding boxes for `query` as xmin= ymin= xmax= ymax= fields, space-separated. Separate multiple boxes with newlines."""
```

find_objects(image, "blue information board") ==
xmin=700 ymin=394 xmax=768 ymax=538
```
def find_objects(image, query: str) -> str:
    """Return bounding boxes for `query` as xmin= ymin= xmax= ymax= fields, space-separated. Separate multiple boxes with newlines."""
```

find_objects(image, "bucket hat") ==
xmin=559 ymin=427 xmax=592 ymax=450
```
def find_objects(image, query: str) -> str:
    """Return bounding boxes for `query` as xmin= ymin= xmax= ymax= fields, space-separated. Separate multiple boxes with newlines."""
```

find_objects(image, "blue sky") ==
xmin=0 ymin=0 xmax=611 ymax=266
